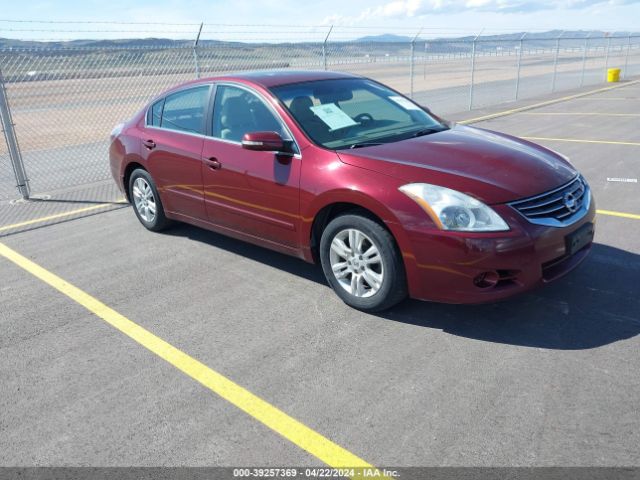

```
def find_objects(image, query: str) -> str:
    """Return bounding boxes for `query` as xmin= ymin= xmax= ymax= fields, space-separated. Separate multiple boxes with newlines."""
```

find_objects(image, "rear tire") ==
xmin=129 ymin=168 xmax=171 ymax=232
xmin=320 ymin=213 xmax=407 ymax=312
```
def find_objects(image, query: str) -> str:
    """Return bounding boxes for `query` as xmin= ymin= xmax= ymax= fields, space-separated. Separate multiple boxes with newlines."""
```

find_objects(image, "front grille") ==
xmin=510 ymin=176 xmax=589 ymax=226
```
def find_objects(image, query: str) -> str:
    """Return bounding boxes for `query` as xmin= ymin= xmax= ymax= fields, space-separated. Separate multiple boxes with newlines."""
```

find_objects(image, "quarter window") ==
xmin=160 ymin=86 xmax=209 ymax=134
xmin=147 ymin=99 xmax=164 ymax=127
xmin=212 ymin=85 xmax=287 ymax=142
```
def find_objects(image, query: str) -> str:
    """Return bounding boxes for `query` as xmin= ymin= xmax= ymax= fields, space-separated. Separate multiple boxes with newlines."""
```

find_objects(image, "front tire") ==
xmin=129 ymin=168 xmax=171 ymax=231
xmin=320 ymin=213 xmax=407 ymax=312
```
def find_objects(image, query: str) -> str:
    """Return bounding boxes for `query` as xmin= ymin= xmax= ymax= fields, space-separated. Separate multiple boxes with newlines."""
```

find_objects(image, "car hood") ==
xmin=336 ymin=124 xmax=577 ymax=204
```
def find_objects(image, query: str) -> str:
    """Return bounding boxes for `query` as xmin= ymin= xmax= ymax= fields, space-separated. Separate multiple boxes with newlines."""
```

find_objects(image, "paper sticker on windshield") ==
xmin=389 ymin=95 xmax=421 ymax=111
xmin=310 ymin=103 xmax=358 ymax=131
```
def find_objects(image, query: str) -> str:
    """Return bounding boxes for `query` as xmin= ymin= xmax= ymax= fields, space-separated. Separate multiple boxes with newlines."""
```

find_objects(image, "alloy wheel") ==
xmin=132 ymin=177 xmax=157 ymax=223
xmin=329 ymin=228 xmax=384 ymax=298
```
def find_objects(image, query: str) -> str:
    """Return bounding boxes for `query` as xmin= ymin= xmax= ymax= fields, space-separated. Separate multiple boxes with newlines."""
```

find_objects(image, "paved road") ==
xmin=0 ymin=81 xmax=639 ymax=470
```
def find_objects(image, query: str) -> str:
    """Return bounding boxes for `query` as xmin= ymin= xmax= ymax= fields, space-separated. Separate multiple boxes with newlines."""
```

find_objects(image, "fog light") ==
xmin=473 ymin=271 xmax=499 ymax=289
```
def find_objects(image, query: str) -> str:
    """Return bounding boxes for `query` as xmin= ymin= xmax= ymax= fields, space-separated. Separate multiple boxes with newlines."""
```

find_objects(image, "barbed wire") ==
xmin=0 ymin=29 xmax=204 ymax=34
xmin=0 ymin=19 xmax=637 ymax=33
xmin=0 ymin=19 xmax=202 ymax=26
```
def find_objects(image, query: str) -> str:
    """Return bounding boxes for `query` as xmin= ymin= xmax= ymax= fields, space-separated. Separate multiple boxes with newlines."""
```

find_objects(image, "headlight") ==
xmin=399 ymin=183 xmax=509 ymax=232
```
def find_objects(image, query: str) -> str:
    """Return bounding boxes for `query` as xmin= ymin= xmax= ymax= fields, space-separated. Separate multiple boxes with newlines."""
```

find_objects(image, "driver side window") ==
xmin=212 ymin=85 xmax=287 ymax=143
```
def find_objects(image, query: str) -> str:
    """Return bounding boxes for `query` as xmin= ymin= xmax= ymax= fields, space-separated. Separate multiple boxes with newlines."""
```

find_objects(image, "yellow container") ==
xmin=607 ymin=68 xmax=621 ymax=82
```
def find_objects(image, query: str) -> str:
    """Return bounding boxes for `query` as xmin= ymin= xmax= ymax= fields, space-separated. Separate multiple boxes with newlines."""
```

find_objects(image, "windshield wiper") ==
xmin=347 ymin=142 xmax=384 ymax=149
xmin=411 ymin=126 xmax=449 ymax=138
xmin=339 ymin=126 xmax=448 ymax=149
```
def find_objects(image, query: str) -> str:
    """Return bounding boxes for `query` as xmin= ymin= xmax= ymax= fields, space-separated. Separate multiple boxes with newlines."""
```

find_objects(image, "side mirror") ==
xmin=241 ymin=131 xmax=286 ymax=152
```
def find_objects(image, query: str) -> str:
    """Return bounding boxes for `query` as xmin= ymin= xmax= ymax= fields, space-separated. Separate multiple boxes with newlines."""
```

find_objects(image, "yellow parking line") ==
xmin=597 ymin=209 xmax=640 ymax=220
xmin=458 ymin=79 xmax=640 ymax=124
xmin=522 ymin=136 xmax=640 ymax=146
xmin=520 ymin=112 xmax=640 ymax=117
xmin=0 ymin=201 xmax=126 ymax=233
xmin=572 ymin=97 xmax=631 ymax=100
xmin=0 ymin=242 xmax=385 ymax=479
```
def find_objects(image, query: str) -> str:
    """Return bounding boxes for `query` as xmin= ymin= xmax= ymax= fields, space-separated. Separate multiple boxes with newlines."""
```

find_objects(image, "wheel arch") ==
xmin=123 ymin=161 xmax=146 ymax=202
xmin=303 ymin=190 xmax=412 ymax=266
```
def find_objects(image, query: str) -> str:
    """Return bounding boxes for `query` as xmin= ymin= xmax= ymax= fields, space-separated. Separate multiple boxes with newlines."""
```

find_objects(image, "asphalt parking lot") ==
xmin=1 ymin=80 xmax=639 ymax=473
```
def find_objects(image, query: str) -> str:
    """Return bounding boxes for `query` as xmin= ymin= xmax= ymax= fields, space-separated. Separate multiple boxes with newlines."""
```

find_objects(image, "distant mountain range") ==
xmin=355 ymin=34 xmax=414 ymax=43
xmin=357 ymin=30 xmax=637 ymax=43
xmin=0 ymin=30 xmax=636 ymax=49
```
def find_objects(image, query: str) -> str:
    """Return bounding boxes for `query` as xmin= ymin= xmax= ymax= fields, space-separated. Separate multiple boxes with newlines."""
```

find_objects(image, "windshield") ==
xmin=270 ymin=78 xmax=447 ymax=150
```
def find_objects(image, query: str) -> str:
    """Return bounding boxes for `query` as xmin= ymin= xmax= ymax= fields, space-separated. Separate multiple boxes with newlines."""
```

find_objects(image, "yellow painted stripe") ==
xmin=522 ymin=136 xmax=640 ymax=146
xmin=0 ymin=242 xmax=385 ymax=478
xmin=0 ymin=202 xmax=126 ymax=233
xmin=458 ymin=79 xmax=640 ymax=124
xmin=571 ymin=97 xmax=631 ymax=100
xmin=597 ymin=209 xmax=640 ymax=220
xmin=520 ymin=112 xmax=640 ymax=117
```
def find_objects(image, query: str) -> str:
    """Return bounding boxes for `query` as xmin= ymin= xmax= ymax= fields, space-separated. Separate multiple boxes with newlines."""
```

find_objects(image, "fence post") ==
xmin=468 ymin=30 xmax=482 ymax=110
xmin=193 ymin=22 xmax=203 ymax=79
xmin=515 ymin=32 xmax=527 ymax=100
xmin=604 ymin=34 xmax=612 ymax=82
xmin=423 ymin=41 xmax=428 ymax=80
xmin=409 ymin=28 xmax=422 ymax=99
xmin=322 ymin=25 xmax=333 ymax=71
xmin=551 ymin=31 xmax=564 ymax=92
xmin=0 ymin=68 xmax=30 ymax=200
xmin=623 ymin=33 xmax=632 ymax=80
xmin=580 ymin=32 xmax=593 ymax=87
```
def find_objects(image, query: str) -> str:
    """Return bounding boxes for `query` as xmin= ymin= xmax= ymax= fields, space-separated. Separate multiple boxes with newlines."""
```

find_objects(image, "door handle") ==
xmin=143 ymin=139 xmax=156 ymax=150
xmin=205 ymin=157 xmax=222 ymax=170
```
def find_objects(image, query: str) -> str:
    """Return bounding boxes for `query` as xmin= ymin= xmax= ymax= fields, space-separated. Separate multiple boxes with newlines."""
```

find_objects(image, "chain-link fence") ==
xmin=0 ymin=25 xmax=639 ymax=203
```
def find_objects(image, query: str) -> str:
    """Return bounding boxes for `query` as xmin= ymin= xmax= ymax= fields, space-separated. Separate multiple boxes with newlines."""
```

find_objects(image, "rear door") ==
xmin=141 ymin=85 xmax=211 ymax=219
xmin=201 ymin=84 xmax=302 ymax=248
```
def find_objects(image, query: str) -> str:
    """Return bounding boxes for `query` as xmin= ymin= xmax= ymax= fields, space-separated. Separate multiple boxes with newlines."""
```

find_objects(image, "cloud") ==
xmin=358 ymin=0 xmax=640 ymax=18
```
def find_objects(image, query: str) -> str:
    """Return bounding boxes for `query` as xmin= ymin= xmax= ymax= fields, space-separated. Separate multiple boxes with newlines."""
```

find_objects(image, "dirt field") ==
xmin=4 ymin=47 xmax=639 ymax=154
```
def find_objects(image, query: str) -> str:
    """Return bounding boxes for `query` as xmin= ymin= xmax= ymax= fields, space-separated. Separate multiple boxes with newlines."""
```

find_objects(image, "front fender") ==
xmin=298 ymin=164 xmax=421 ymax=288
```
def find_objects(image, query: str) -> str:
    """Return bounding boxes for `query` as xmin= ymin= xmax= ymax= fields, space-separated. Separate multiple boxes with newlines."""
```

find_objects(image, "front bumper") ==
xmin=400 ymin=197 xmax=596 ymax=304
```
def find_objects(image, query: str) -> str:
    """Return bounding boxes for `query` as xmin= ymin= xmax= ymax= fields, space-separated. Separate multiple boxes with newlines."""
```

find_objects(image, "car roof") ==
xmin=195 ymin=69 xmax=361 ymax=88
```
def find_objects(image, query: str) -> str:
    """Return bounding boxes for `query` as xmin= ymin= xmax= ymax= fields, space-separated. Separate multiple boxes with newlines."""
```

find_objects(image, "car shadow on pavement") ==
xmin=164 ymin=223 xmax=326 ymax=284
xmin=381 ymin=243 xmax=640 ymax=350
xmin=166 ymin=224 xmax=639 ymax=350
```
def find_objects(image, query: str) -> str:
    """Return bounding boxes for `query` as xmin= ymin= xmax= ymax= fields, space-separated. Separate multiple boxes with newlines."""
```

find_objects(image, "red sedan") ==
xmin=109 ymin=70 xmax=595 ymax=311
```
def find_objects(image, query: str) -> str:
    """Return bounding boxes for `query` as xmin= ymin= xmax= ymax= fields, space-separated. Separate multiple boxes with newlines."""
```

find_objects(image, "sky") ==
xmin=1 ymin=0 xmax=639 ymax=41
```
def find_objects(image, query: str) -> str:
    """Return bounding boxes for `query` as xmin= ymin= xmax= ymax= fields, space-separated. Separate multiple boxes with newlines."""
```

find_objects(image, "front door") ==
xmin=201 ymin=84 xmax=301 ymax=248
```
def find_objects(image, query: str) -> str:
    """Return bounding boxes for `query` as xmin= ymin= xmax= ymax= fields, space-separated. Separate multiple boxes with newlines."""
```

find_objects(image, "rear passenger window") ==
xmin=147 ymin=99 xmax=164 ymax=127
xmin=160 ymin=86 xmax=209 ymax=134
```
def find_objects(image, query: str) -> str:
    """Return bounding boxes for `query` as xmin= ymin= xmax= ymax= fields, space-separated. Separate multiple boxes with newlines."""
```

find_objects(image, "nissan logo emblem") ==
xmin=564 ymin=192 xmax=579 ymax=212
